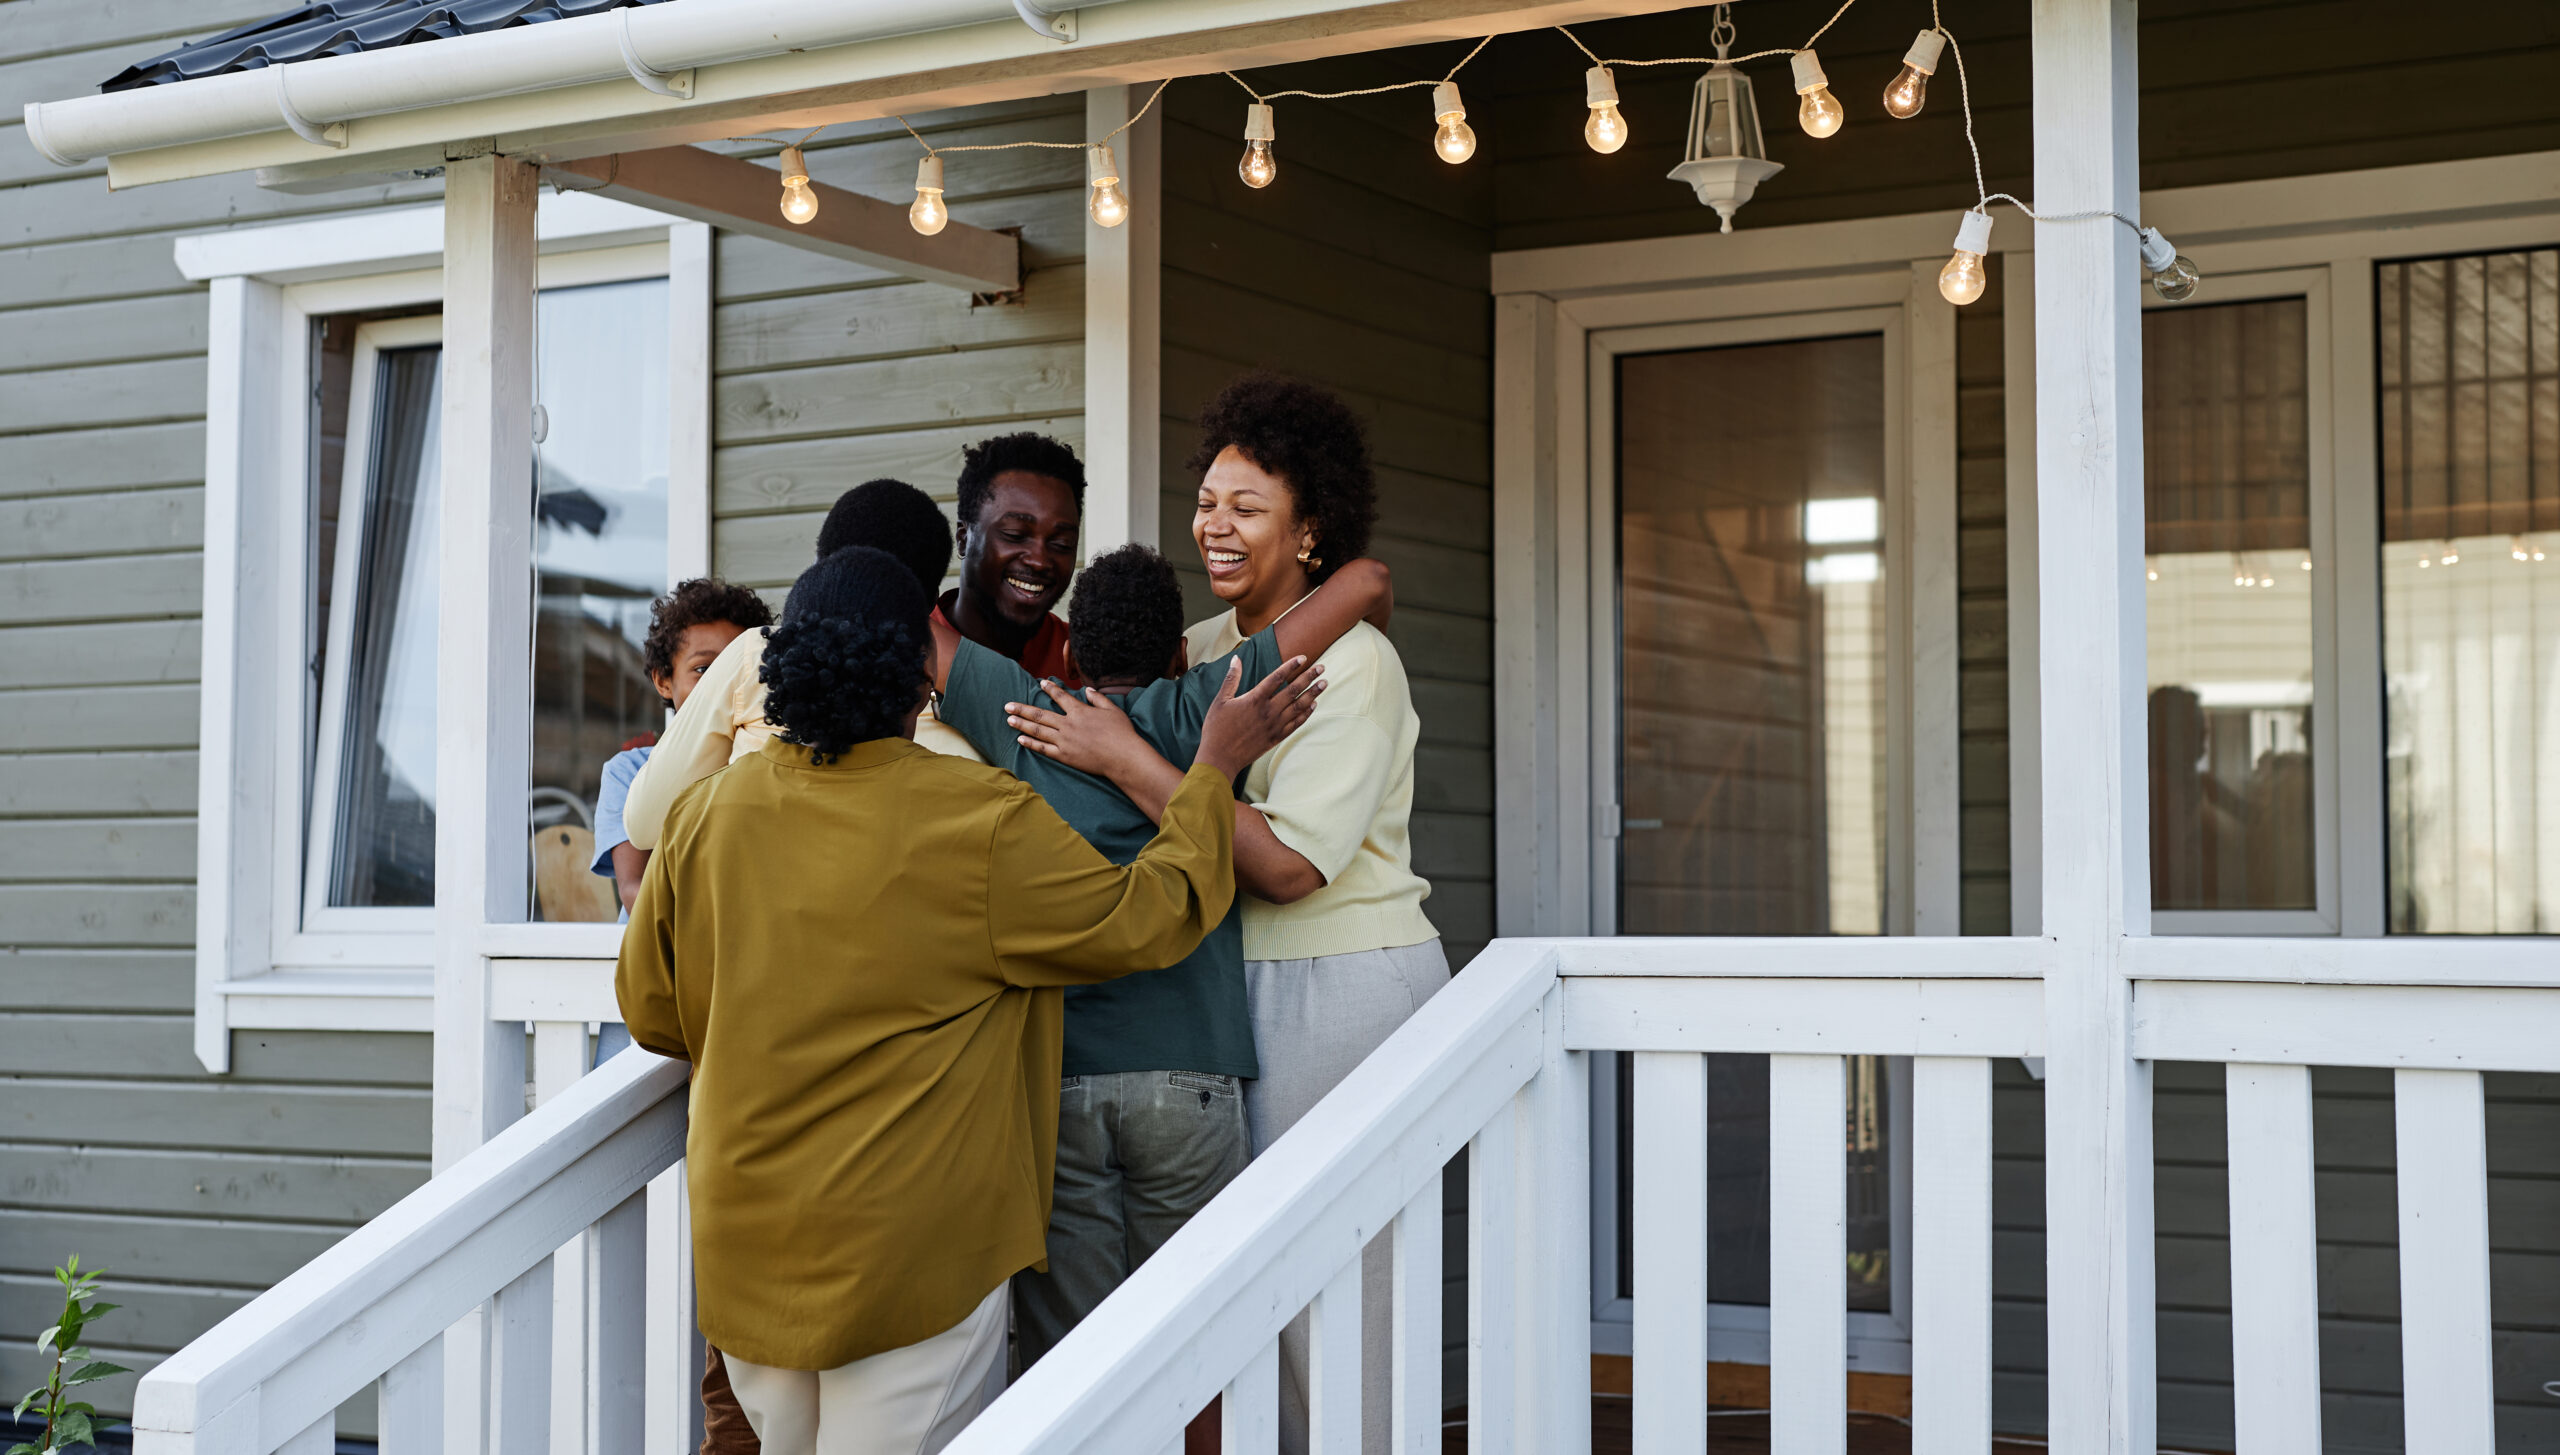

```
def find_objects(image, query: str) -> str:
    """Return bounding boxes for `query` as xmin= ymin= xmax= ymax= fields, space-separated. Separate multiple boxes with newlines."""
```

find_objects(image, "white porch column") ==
xmin=1083 ymin=85 xmax=1162 ymax=553
xmin=2029 ymin=3 xmax=2155 ymax=1451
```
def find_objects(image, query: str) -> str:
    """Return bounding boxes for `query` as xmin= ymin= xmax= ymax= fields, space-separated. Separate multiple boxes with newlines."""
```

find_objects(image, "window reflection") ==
xmin=2141 ymin=298 xmax=2317 ymax=912
xmin=2380 ymin=249 xmax=2560 ymax=933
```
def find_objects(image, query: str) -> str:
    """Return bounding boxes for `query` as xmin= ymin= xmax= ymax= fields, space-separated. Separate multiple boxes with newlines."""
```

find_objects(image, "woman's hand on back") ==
xmin=1007 ymin=682 xmax=1152 ymax=780
xmin=1194 ymin=654 xmax=1324 ymax=780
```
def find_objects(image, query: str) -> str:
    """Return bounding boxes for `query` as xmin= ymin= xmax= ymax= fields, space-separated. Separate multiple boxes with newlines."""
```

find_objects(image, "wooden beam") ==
xmin=550 ymin=145 xmax=1019 ymax=294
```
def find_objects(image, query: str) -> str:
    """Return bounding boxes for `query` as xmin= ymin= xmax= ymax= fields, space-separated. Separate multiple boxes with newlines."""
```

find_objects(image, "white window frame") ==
xmin=187 ymin=194 xmax=712 ymax=1070
xmin=1492 ymin=146 xmax=2560 ymax=1372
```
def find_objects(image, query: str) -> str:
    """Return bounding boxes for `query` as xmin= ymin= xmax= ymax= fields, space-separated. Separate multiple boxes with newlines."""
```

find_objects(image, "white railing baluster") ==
xmin=1308 ymin=1259 xmax=1363 ymax=1454
xmin=645 ymin=1160 xmax=702 ymax=1455
xmin=1631 ymin=1051 xmax=1709 ymax=1453
xmin=592 ymin=1187 xmax=648 ymax=1455
xmin=1468 ymin=1103 xmax=1519 ymax=1455
xmin=1391 ymin=1169 xmax=1443 ymax=1455
xmin=531 ymin=1021 xmax=590 ymax=1455
xmin=1514 ymin=1004 xmax=1590 ymax=1455
xmin=1222 ymin=1335 xmax=1280 ymax=1455
xmin=1911 ymin=1057 xmax=1993 ymax=1455
xmin=2226 ymin=1062 xmax=2322 ymax=1453
xmin=1769 ymin=1053 xmax=1846 ymax=1455
xmin=277 ymin=1412 xmax=334 ymax=1455
xmin=488 ymin=1259 xmax=554 ymax=1455
xmin=2394 ymin=1067 xmax=2496 ymax=1453
xmin=377 ymin=1336 xmax=443 ymax=1455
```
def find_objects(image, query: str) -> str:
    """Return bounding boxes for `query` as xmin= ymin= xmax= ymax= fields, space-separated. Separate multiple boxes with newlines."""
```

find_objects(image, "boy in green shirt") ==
xmin=928 ymin=543 xmax=1391 ymax=1367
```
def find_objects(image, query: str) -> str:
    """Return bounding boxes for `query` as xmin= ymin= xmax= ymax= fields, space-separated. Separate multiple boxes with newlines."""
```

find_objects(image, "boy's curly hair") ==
xmin=643 ymin=578 xmax=775 ymax=707
xmin=1187 ymin=373 xmax=1376 ymax=584
xmin=957 ymin=433 xmax=1087 ymax=527
xmin=1066 ymin=544 xmax=1186 ymax=686
xmin=758 ymin=547 xmax=932 ymax=764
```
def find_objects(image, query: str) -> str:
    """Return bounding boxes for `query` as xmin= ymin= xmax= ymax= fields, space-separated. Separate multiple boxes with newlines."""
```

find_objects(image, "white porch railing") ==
xmin=133 ymin=933 xmax=2558 ymax=1454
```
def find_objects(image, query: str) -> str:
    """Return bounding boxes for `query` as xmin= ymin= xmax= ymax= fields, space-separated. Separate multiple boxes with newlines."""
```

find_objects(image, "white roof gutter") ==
xmin=21 ymin=0 xmax=1123 ymax=167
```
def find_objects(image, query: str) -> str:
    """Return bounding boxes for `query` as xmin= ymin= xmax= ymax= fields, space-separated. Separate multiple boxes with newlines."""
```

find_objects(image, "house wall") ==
xmin=0 ymin=0 xmax=454 ymax=1429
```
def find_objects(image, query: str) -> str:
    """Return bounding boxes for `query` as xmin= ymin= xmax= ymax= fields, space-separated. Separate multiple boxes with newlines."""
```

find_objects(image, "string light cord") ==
xmin=1579 ymin=0 xmax=1865 ymax=69
xmin=894 ymin=78 xmax=1171 ymax=156
xmin=1227 ymin=34 xmax=1493 ymax=103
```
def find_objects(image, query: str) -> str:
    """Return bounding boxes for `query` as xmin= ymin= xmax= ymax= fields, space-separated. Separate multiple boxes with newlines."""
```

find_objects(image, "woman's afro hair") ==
xmin=1065 ymin=544 xmax=1187 ymax=686
xmin=957 ymin=433 xmax=1087 ymax=527
xmin=815 ymin=478 xmax=954 ymax=591
xmin=642 ymin=578 xmax=775 ymax=705
xmin=1187 ymin=372 xmax=1376 ymax=584
xmin=758 ymin=547 xmax=933 ymax=764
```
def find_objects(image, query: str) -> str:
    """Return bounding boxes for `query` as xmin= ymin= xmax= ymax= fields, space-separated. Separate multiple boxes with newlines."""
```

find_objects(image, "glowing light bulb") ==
xmin=1884 ymin=30 xmax=1943 ymax=119
xmin=2300 ymin=557 xmax=2314 ymax=571
xmin=1791 ymin=51 xmax=1843 ymax=139
xmin=908 ymin=155 xmax=947 ymax=236
xmin=2514 ymin=536 xmax=2532 ymax=562
xmin=2145 ymin=557 xmax=2160 ymax=582
xmin=1430 ymin=82 xmax=1476 ymax=164
xmin=2140 ymin=227 xmax=2203 ymax=302
xmin=1087 ymin=144 xmax=1129 ymax=229
xmin=777 ymin=146 xmax=818 ymax=226
xmin=2441 ymin=547 xmax=2460 ymax=566
xmin=1239 ymin=103 xmax=1277 ymax=188
xmin=1939 ymin=210 xmax=1992 ymax=306
xmin=1583 ymin=66 xmax=1628 ymax=154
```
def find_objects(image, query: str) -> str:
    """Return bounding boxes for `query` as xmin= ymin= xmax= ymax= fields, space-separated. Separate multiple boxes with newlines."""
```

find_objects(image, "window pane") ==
xmin=2141 ymin=298 xmax=2317 ymax=912
xmin=1617 ymin=334 xmax=1888 ymax=936
xmin=327 ymin=346 xmax=443 ymax=907
xmin=529 ymin=278 xmax=671 ymax=922
xmin=2379 ymin=249 xmax=2560 ymax=933
xmin=1612 ymin=334 xmax=1892 ymax=1314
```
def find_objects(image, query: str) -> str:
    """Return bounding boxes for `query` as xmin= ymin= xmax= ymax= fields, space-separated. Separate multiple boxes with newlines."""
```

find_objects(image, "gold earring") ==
xmin=1296 ymin=542 xmax=1321 ymax=567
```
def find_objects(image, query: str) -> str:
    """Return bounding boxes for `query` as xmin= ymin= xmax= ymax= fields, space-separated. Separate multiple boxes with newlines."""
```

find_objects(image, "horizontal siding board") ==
xmin=0 ymin=817 xmax=193 ymax=881
xmin=0 ymin=233 xmax=200 ymax=310
xmin=714 ymin=418 xmax=1082 ymax=519
xmin=1 ymin=486 xmax=203 ymax=560
xmin=714 ymin=341 xmax=1082 ymax=446
xmin=0 ymin=1141 xmax=426 ymax=1223
xmin=714 ymin=266 xmax=1083 ymax=374
xmin=0 ymin=751 xmax=197 ymax=817
xmin=0 ymin=884 xmax=193 ymax=945
xmin=0 ymin=1206 xmax=349 ymax=1286
xmin=0 ymin=293 xmax=208 ymax=374
xmin=0 ymin=554 xmax=207 ymax=627
xmin=0 ymin=421 xmax=204 ymax=498
xmin=1410 ymin=809 xmax=1491 ymax=881
xmin=0 ymin=1271 xmax=251 ymax=1354
xmin=1411 ymin=679 xmax=1488 ymax=748
xmin=1 ymin=0 xmax=289 ymax=65
xmin=0 ymin=1077 xmax=427 ymax=1157
xmin=0 ymin=618 xmax=200 ymax=687
xmin=0 ymin=357 xmax=204 ymax=434
xmin=1160 ymin=269 xmax=1486 ymax=422
xmin=1157 ymin=191 xmax=1490 ymax=354
xmin=0 ymin=684 xmax=199 ymax=748
xmin=0 ymin=1019 xmax=431 ymax=1086
xmin=0 ymin=950 xmax=191 ymax=1012
xmin=2 ymin=169 xmax=439 ymax=252
xmin=1385 ymin=608 xmax=1490 ymax=685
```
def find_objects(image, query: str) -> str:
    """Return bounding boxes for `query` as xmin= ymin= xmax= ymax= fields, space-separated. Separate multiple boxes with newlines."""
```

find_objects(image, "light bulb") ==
xmin=1239 ymin=103 xmax=1277 ymax=188
xmin=1939 ymin=210 xmax=1992 ymax=306
xmin=1087 ymin=144 xmax=1129 ymax=229
xmin=2139 ymin=227 xmax=2203 ymax=302
xmin=2300 ymin=557 xmax=2314 ymax=571
xmin=908 ymin=155 xmax=947 ymax=236
xmin=1583 ymin=66 xmax=1628 ymax=154
xmin=1884 ymin=30 xmax=1944 ymax=120
xmin=1791 ymin=51 xmax=1844 ymax=139
xmin=777 ymin=146 xmax=818 ymax=226
xmin=1430 ymin=82 xmax=1476 ymax=164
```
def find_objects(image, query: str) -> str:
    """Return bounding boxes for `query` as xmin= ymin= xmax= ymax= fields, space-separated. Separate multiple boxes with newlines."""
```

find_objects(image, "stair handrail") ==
xmin=132 ymin=1047 xmax=689 ymax=1454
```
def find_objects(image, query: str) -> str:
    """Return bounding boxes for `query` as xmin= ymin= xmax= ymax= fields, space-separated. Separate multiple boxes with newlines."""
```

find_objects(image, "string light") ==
xmin=777 ymin=145 xmax=818 ymax=225
xmin=1239 ymin=103 xmax=1277 ymax=187
xmin=1086 ymin=144 xmax=1130 ymax=228
xmin=1884 ymin=29 xmax=1944 ymax=119
xmin=1583 ymin=66 xmax=1629 ymax=153
xmin=1940 ymin=210 xmax=1991 ymax=305
xmin=1431 ymin=82 xmax=1476 ymax=164
xmin=1791 ymin=51 xmax=1843 ymax=138
xmin=2141 ymin=226 xmax=2202 ymax=302
xmin=908 ymin=155 xmax=948 ymax=235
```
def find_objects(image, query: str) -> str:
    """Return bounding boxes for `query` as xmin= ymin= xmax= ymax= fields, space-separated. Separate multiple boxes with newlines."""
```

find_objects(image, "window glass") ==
xmin=324 ymin=347 xmax=443 ymax=907
xmin=2141 ymin=298 xmax=2317 ymax=912
xmin=2379 ymin=249 xmax=2560 ymax=933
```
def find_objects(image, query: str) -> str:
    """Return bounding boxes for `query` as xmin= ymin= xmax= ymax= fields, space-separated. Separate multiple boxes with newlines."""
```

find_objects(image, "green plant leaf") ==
xmin=64 ymin=1362 xmax=125 ymax=1386
xmin=11 ymin=1387 xmax=36 ymax=1417
xmin=7 ymin=1441 xmax=38 ymax=1455
xmin=79 ymin=1303 xmax=117 ymax=1319
xmin=34 ymin=1326 xmax=59 ymax=1355
xmin=57 ymin=1410 xmax=96 ymax=1448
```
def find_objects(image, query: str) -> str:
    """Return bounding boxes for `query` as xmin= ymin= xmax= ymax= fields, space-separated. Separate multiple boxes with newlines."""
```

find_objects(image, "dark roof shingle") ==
xmin=102 ymin=0 xmax=678 ymax=92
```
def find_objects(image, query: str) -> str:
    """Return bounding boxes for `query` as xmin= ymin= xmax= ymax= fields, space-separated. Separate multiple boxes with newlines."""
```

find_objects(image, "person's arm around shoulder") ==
xmin=613 ymin=845 xmax=689 ymax=1060
xmin=1270 ymin=557 xmax=1393 ymax=663
xmin=987 ymin=658 xmax=1318 ymax=984
xmin=622 ymin=630 xmax=763 ymax=850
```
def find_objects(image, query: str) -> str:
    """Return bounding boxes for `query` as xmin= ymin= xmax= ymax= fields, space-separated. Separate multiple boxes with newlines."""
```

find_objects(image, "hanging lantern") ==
xmin=1665 ymin=6 xmax=1784 ymax=233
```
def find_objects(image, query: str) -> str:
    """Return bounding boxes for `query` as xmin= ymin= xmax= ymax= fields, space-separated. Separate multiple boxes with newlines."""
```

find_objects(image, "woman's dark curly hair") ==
xmin=1188 ymin=373 xmax=1376 ymax=584
xmin=643 ymin=578 xmax=775 ymax=707
xmin=1066 ymin=544 xmax=1186 ymax=685
xmin=758 ymin=547 xmax=932 ymax=765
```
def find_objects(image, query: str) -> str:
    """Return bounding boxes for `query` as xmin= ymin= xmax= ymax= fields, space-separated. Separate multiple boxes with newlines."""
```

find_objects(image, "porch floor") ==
xmin=1440 ymin=1404 xmax=2051 ymax=1452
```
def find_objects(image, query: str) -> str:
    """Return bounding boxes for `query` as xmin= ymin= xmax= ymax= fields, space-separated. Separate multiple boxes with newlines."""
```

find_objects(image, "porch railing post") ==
xmin=436 ymin=147 xmax=542 ymax=1455
xmin=2028 ymin=2 xmax=2156 ymax=1450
